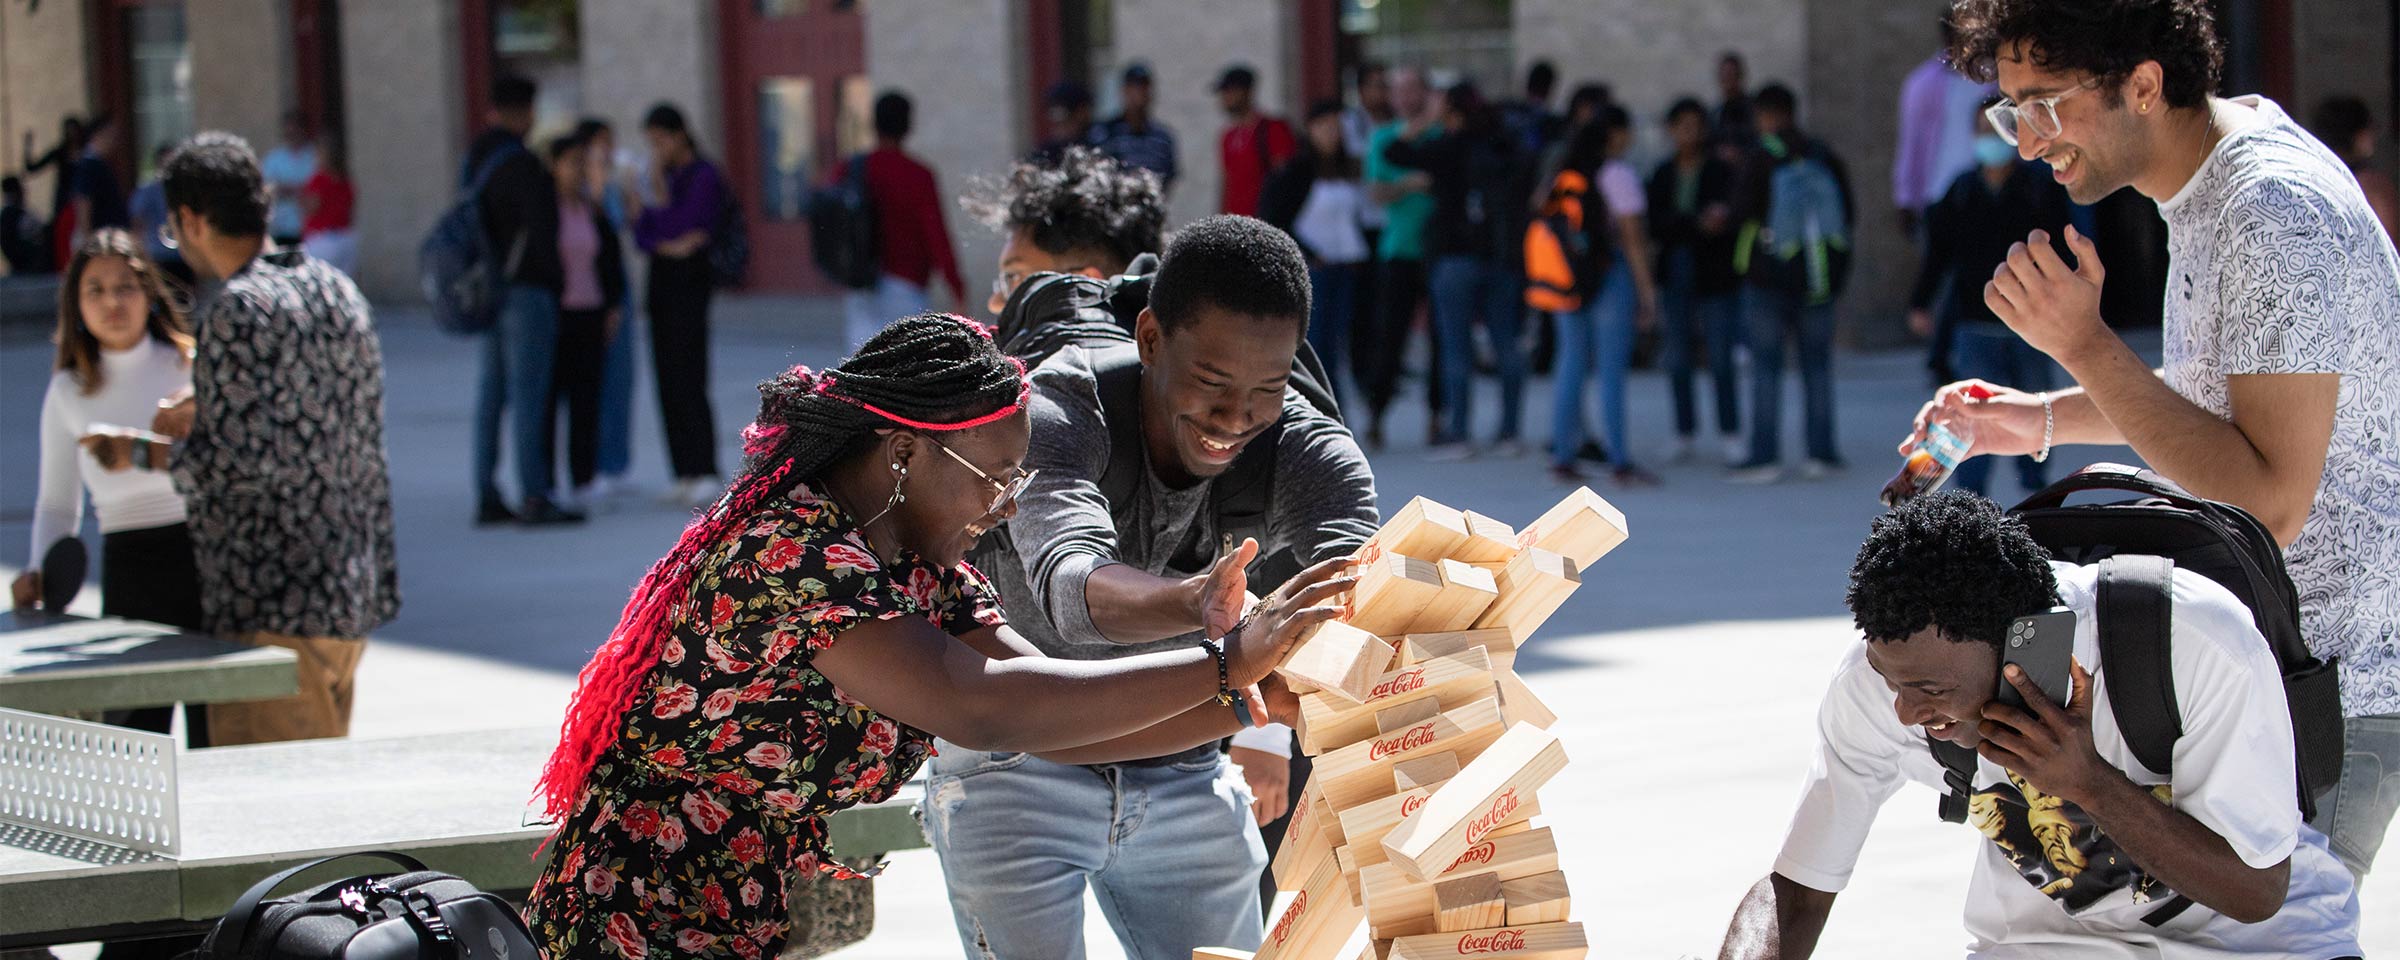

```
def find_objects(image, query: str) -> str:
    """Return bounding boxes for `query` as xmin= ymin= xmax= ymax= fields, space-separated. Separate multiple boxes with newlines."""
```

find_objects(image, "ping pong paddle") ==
xmin=40 ymin=536 xmax=87 ymax=612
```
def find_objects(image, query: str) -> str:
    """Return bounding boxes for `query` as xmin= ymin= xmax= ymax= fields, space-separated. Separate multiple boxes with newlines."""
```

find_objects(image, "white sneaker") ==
xmin=1663 ymin=436 xmax=1695 ymax=464
xmin=1488 ymin=438 xmax=1530 ymax=460
xmin=1798 ymin=458 xmax=1847 ymax=482
xmin=685 ymin=476 xmax=725 ymax=510
xmin=1726 ymin=463 xmax=1783 ymax=485
xmin=1721 ymin=436 xmax=1749 ymax=466
xmin=559 ymin=486 xmax=592 ymax=515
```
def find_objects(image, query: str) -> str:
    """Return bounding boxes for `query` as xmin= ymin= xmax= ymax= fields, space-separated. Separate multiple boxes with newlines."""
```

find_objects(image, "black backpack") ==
xmin=197 ymin=851 xmax=538 ymax=960
xmin=418 ymin=145 xmax=526 ymax=336
xmin=1925 ymin=465 xmax=2345 ymax=922
xmin=807 ymin=154 xmax=878 ymax=290
xmin=707 ymin=184 xmax=751 ymax=289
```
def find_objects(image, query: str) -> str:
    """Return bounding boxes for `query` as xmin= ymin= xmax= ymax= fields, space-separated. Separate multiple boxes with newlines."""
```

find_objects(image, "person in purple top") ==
xmin=631 ymin=102 xmax=727 ymax=507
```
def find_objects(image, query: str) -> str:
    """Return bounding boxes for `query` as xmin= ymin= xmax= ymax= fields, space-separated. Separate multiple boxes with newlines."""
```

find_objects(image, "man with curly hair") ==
xmin=1915 ymin=0 xmax=2400 ymax=882
xmin=1718 ymin=493 xmax=2360 ymax=958
xmin=966 ymin=146 xmax=1165 ymax=322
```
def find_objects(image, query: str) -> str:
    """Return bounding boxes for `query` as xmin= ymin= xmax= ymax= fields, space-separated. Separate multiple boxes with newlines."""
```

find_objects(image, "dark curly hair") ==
xmin=1848 ymin=492 xmax=2061 ymax=647
xmin=1949 ymin=0 xmax=2223 ymax=110
xmin=161 ymin=131 xmax=270 ymax=238
xmin=962 ymin=146 xmax=1164 ymax=275
xmin=1149 ymin=214 xmax=1311 ymax=337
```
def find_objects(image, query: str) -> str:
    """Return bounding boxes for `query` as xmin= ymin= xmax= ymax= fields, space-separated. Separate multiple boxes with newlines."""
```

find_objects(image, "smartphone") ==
xmin=1995 ymin=608 xmax=2076 ymax=710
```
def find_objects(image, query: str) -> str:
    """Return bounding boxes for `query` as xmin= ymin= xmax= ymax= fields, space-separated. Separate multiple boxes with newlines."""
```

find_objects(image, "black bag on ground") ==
xmin=807 ymin=154 xmax=877 ymax=290
xmin=197 ymin=851 xmax=538 ymax=960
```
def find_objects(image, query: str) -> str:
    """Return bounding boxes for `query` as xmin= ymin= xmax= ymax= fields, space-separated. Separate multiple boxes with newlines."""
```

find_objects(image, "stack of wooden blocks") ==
xmin=1197 ymin=488 xmax=1628 ymax=960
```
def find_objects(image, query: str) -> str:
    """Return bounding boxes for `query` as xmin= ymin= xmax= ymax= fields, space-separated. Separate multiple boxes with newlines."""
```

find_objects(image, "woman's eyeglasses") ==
xmin=926 ymin=437 xmax=1036 ymax=516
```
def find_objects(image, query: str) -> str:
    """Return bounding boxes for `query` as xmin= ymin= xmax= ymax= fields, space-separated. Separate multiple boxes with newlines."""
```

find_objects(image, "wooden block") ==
xmin=1254 ymin=850 xmax=1367 ymax=960
xmin=1500 ymin=872 xmax=1571 ymax=925
xmin=1450 ymin=512 xmax=1519 ymax=563
xmin=1389 ymin=922 xmax=1586 ymax=960
xmin=1270 ymin=779 xmax=1334 ymax=890
xmin=1393 ymin=752 xmax=1461 ymax=791
xmin=1193 ymin=951 xmax=1255 ymax=960
xmin=1339 ymin=788 xmax=1540 ymax=874
xmin=1399 ymin=629 xmax=1518 ymax=673
xmin=1482 ymin=820 xmax=1534 ymax=841
xmin=1313 ymin=786 xmax=1346 ymax=847
xmin=1472 ymin=550 xmax=1580 ymax=643
xmin=1297 ymin=647 xmax=1497 ymax=755
xmin=1361 ymin=828 xmax=1561 ymax=939
xmin=1406 ymin=560 xmax=1499 ymax=633
xmin=1434 ymin=873 xmax=1506 ymax=932
xmin=1368 ymin=496 xmax=1472 ymax=560
xmin=1349 ymin=553 xmax=1448 ymax=638
xmin=1315 ymin=696 xmax=1508 ymax=811
xmin=1496 ymin=671 xmax=1557 ymax=730
xmin=1520 ymin=486 xmax=1628 ymax=569
xmin=1376 ymin=698 xmax=1442 ymax=733
xmin=1279 ymin=620 xmax=1397 ymax=705
xmin=1383 ymin=723 xmax=1570 ymax=883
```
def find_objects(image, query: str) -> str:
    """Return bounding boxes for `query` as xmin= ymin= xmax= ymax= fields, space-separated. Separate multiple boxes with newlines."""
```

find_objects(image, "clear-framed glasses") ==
xmin=156 ymin=218 xmax=179 ymax=252
xmin=1985 ymin=79 xmax=2102 ymax=147
xmin=990 ymin=265 xmax=1092 ymax=305
xmin=927 ymin=436 xmax=1037 ymax=515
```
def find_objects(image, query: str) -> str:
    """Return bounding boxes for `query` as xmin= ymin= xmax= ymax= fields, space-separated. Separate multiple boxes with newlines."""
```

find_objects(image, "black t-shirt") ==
xmin=71 ymin=156 xmax=129 ymax=230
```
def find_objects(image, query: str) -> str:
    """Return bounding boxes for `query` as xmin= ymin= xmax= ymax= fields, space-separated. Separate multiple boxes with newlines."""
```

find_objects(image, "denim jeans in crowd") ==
xmin=922 ymin=747 xmax=1267 ymax=960
xmin=1308 ymin=261 xmax=1363 ymax=408
xmin=1743 ymin=284 xmax=1839 ymax=467
xmin=1550 ymin=257 xmax=1638 ymax=468
xmin=843 ymin=273 xmax=931 ymax=352
xmin=1948 ymin=322 xmax=2054 ymax=498
xmin=2310 ymin=713 xmax=2400 ymax=878
xmin=1658 ymin=249 xmax=1742 ymax=439
xmin=1428 ymin=255 xmax=1526 ymax=444
xmin=595 ymin=303 xmax=638 ymax=480
xmin=472 ymin=284 xmax=560 ymax=505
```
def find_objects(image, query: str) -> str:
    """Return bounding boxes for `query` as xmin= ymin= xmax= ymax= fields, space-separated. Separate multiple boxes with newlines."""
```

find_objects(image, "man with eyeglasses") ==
xmin=923 ymin=214 xmax=1378 ymax=959
xmin=1911 ymin=0 xmax=2400 ymax=894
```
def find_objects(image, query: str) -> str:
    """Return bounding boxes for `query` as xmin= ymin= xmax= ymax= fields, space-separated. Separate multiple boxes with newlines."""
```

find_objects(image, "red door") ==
xmin=718 ymin=0 xmax=867 ymax=293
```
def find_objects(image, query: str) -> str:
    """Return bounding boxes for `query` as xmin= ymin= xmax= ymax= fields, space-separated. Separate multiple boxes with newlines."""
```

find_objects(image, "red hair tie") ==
xmin=818 ymin=355 xmax=1033 ymax=432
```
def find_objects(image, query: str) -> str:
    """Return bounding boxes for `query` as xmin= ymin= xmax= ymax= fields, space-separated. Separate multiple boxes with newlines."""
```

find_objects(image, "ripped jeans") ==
xmin=920 ymin=745 xmax=1266 ymax=959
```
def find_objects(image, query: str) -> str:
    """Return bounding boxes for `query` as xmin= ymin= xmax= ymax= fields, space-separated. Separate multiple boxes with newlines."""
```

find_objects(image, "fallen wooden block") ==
xmin=1349 ymin=553 xmax=1448 ymax=638
xmin=1520 ymin=486 xmax=1628 ymax=569
xmin=1193 ymin=950 xmax=1254 ymax=960
xmin=1405 ymin=560 xmax=1500 ymax=634
xmin=1316 ymin=696 xmax=1508 ymax=811
xmin=1384 ymin=723 xmax=1570 ymax=883
xmin=1338 ymin=788 xmax=1541 ymax=875
xmin=1270 ymin=779 xmax=1334 ymax=891
xmin=1254 ymin=850 xmax=1367 ymax=960
xmin=1369 ymin=496 xmax=1472 ymax=560
xmin=1496 ymin=671 xmax=1558 ymax=730
xmin=1501 ymin=871 xmax=1571 ymax=925
xmin=1389 ymin=921 xmax=1586 ymax=960
xmin=1472 ymin=549 xmax=1580 ymax=643
xmin=1450 ymin=512 xmax=1519 ymax=563
xmin=1434 ymin=873 xmax=1506 ymax=932
xmin=1393 ymin=752 xmax=1460 ymax=791
xmin=1376 ymin=698 xmax=1442 ymax=734
xmin=1279 ymin=620 xmax=1397 ymax=705
xmin=1296 ymin=647 xmax=1496 ymax=755
xmin=1399 ymin=629 xmax=1518 ymax=672
xmin=1361 ymin=828 xmax=1561 ymax=939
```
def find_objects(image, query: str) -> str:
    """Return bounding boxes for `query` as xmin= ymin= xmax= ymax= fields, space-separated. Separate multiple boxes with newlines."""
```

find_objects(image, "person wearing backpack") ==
xmin=1728 ymin=83 xmax=1854 ymax=485
xmin=841 ymin=91 xmax=968 ymax=353
xmin=1649 ymin=98 xmax=1745 ymax=467
xmin=1718 ymin=492 xmax=2361 ymax=959
xmin=464 ymin=73 xmax=582 ymax=527
xmin=1546 ymin=105 xmax=1662 ymax=488
xmin=631 ymin=103 xmax=728 ymax=508
xmin=1920 ymin=0 xmax=2400 ymax=883
xmin=923 ymin=216 xmax=1379 ymax=960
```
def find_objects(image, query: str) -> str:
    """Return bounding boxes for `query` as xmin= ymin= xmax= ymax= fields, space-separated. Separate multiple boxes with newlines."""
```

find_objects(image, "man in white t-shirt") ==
xmin=1920 ymin=0 xmax=2400 ymax=881
xmin=1719 ymin=493 xmax=2360 ymax=958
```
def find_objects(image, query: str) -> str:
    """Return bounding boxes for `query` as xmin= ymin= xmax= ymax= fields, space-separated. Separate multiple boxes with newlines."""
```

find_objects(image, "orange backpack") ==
xmin=1524 ymin=169 xmax=1598 ymax=312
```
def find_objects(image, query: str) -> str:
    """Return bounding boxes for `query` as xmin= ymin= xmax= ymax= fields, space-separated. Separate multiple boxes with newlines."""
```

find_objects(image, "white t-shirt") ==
xmin=2156 ymin=95 xmax=2400 ymax=718
xmin=1295 ymin=178 xmax=1371 ymax=266
xmin=1598 ymin=159 xmax=1645 ymax=219
xmin=30 ymin=339 xmax=192 ymax=560
xmin=1775 ymin=562 xmax=2360 ymax=958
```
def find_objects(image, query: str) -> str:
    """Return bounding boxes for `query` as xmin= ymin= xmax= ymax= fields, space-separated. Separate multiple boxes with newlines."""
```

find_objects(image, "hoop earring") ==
xmin=860 ymin=463 xmax=907 ymax=527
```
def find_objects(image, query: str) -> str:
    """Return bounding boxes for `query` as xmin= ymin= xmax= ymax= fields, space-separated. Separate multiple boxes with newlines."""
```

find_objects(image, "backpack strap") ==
xmin=2095 ymin=554 xmax=2198 ymax=929
xmin=1089 ymin=346 xmax=1147 ymax=514
xmin=208 ymin=850 xmax=431 ymax=957
xmin=1928 ymin=737 xmax=1979 ymax=824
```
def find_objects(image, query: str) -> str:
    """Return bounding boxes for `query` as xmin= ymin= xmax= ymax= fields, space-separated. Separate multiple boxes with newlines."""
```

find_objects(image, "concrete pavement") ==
xmin=2 ymin=296 xmax=2390 ymax=957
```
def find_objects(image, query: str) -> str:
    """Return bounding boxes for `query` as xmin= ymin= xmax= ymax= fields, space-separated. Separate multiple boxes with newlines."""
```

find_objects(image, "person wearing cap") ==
xmin=1215 ymin=64 xmax=1297 ymax=218
xmin=1029 ymin=80 xmax=1097 ymax=168
xmin=1094 ymin=62 xmax=1180 ymax=193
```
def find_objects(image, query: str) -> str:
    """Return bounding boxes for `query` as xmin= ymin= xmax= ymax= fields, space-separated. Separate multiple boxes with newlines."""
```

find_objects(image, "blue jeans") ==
xmin=1428 ymin=255 xmax=1526 ymax=443
xmin=1550 ymin=257 xmax=1638 ymax=468
xmin=595 ymin=303 xmax=637 ymax=479
xmin=923 ymin=748 xmax=1267 ymax=959
xmin=1948 ymin=323 xmax=2054 ymax=498
xmin=843 ymin=273 xmax=931 ymax=352
xmin=1743 ymin=285 xmax=1839 ymax=466
xmin=1659 ymin=250 xmax=1742 ymax=438
xmin=472 ymin=284 xmax=560 ymax=504
xmin=1308 ymin=261 xmax=1362 ymax=407
xmin=2310 ymin=714 xmax=2400 ymax=878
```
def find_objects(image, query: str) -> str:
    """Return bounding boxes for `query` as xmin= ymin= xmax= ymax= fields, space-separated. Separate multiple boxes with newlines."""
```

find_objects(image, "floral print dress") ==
xmin=526 ymin=483 xmax=1004 ymax=959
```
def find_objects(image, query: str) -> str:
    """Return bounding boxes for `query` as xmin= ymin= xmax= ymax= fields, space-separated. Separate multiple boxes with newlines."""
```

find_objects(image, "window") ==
xmin=125 ymin=4 xmax=191 ymax=180
xmin=757 ymin=77 xmax=817 ymax=221
xmin=758 ymin=0 xmax=806 ymax=16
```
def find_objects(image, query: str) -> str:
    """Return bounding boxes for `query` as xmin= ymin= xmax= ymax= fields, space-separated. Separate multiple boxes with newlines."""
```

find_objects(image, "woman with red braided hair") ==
xmin=522 ymin=312 xmax=1354 ymax=959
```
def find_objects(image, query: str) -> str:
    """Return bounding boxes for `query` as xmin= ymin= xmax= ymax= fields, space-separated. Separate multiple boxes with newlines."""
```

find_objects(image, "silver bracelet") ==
xmin=2032 ymin=392 xmax=2055 ymax=463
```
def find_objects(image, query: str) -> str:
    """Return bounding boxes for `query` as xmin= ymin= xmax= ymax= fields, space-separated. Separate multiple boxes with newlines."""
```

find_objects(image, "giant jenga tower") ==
xmin=1200 ymin=488 xmax=1627 ymax=960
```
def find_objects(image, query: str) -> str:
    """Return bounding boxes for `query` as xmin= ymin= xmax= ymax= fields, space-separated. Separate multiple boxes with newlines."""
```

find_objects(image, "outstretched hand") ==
xmin=1987 ymin=226 xmax=2109 ymax=362
xmin=1224 ymin=554 xmax=1357 ymax=688
xmin=1978 ymin=657 xmax=2116 ymax=806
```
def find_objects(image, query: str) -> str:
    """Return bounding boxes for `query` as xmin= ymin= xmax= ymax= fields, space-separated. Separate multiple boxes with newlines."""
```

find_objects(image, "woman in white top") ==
xmin=12 ymin=228 xmax=202 ymax=636
xmin=1260 ymin=100 xmax=1371 ymax=409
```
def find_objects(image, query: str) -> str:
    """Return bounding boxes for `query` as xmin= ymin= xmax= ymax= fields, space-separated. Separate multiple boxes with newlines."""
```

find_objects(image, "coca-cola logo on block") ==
xmin=1456 ymin=929 xmax=1528 ymax=954
xmin=1447 ymin=841 xmax=1497 ymax=871
xmin=1269 ymin=891 xmax=1308 ymax=945
xmin=1369 ymin=668 xmax=1427 ymax=701
xmin=1462 ymin=788 xmax=1520 ymax=845
xmin=1369 ymin=721 xmax=1439 ymax=761
xmin=1400 ymin=793 xmax=1429 ymax=817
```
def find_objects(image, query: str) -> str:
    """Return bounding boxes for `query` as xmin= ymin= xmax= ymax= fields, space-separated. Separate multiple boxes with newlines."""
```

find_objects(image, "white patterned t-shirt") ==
xmin=2157 ymin=95 xmax=2400 ymax=717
